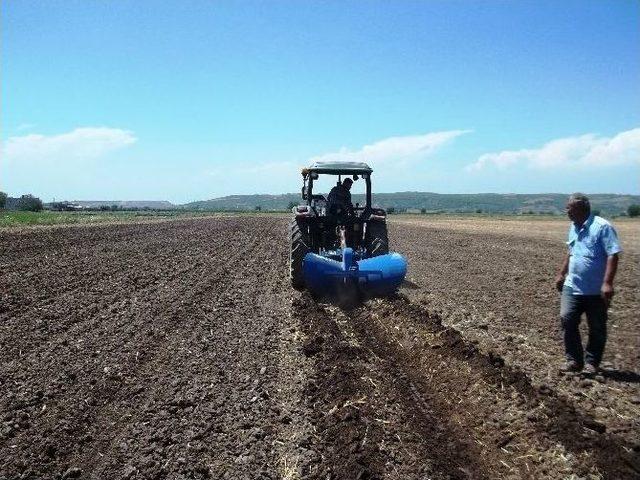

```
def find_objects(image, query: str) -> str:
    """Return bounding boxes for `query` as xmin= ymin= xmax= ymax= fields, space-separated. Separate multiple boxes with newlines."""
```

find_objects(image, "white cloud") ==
xmin=14 ymin=123 xmax=37 ymax=133
xmin=205 ymin=161 xmax=302 ymax=179
xmin=201 ymin=161 xmax=305 ymax=195
xmin=309 ymin=130 xmax=471 ymax=167
xmin=466 ymin=128 xmax=640 ymax=172
xmin=234 ymin=161 xmax=301 ymax=174
xmin=2 ymin=127 xmax=137 ymax=164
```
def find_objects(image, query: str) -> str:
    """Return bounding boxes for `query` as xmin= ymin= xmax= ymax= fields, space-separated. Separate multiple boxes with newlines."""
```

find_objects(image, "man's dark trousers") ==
xmin=560 ymin=286 xmax=607 ymax=367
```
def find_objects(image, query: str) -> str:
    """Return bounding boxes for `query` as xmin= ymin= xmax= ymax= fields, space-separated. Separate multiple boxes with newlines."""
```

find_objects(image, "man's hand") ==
xmin=601 ymin=282 xmax=615 ymax=307
xmin=556 ymin=253 xmax=570 ymax=293
xmin=601 ymin=254 xmax=619 ymax=308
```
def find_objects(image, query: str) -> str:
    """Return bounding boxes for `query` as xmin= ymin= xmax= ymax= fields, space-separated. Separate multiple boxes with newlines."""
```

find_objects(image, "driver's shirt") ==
xmin=564 ymin=214 xmax=621 ymax=295
xmin=327 ymin=185 xmax=353 ymax=214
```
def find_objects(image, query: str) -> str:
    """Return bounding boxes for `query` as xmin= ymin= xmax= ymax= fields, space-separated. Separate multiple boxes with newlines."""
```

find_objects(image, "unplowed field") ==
xmin=1 ymin=216 xmax=638 ymax=479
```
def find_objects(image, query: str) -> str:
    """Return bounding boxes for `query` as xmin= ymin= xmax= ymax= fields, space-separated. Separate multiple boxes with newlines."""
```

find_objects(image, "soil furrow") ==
xmin=349 ymin=295 xmax=638 ymax=479
xmin=294 ymin=295 xmax=386 ymax=479
xmin=1 ymin=215 xmax=637 ymax=480
xmin=1 ymin=219 xmax=284 ymax=478
xmin=83 ymin=220 xmax=282 ymax=477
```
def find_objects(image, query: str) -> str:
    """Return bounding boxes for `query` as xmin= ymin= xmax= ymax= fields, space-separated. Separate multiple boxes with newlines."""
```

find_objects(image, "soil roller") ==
xmin=290 ymin=161 xmax=408 ymax=299
xmin=303 ymin=246 xmax=407 ymax=298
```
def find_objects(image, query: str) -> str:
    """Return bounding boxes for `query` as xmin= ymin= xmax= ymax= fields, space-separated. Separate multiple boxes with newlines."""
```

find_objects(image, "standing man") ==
xmin=555 ymin=193 xmax=622 ymax=373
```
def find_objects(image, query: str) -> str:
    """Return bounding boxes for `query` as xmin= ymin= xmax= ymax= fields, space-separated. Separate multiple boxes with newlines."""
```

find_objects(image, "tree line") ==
xmin=0 ymin=193 xmax=43 ymax=212
xmin=2 ymin=191 xmax=640 ymax=217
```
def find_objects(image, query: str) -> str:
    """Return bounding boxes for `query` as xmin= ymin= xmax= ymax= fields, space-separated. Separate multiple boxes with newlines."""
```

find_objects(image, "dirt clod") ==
xmin=62 ymin=467 xmax=82 ymax=479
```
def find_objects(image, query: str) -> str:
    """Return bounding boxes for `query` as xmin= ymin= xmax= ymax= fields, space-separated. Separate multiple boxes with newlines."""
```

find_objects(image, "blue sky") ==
xmin=2 ymin=0 xmax=639 ymax=203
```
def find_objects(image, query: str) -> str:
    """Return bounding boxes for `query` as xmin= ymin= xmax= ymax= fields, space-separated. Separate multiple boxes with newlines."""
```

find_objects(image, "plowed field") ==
xmin=1 ymin=216 xmax=638 ymax=479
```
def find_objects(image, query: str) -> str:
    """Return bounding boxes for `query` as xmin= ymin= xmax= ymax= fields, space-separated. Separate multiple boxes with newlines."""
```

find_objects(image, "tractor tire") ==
xmin=290 ymin=219 xmax=311 ymax=290
xmin=365 ymin=221 xmax=389 ymax=257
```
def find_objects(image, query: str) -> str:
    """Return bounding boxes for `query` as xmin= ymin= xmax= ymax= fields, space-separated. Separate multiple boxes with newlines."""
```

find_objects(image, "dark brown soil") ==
xmin=1 ymin=216 xmax=638 ymax=479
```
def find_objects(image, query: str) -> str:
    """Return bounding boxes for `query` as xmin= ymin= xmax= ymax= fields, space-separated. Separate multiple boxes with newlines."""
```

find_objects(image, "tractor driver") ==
xmin=327 ymin=178 xmax=354 ymax=217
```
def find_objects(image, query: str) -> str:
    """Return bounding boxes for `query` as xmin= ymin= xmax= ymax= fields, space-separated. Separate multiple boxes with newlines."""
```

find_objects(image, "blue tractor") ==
xmin=290 ymin=161 xmax=407 ymax=300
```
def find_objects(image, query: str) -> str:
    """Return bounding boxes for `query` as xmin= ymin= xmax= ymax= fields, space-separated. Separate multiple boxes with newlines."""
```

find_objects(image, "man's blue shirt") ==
xmin=564 ymin=214 xmax=622 ymax=295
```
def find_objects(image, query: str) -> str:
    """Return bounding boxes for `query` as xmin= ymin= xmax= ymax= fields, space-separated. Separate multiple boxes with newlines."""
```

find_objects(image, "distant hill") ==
xmin=185 ymin=194 xmax=299 ymax=212
xmin=68 ymin=200 xmax=176 ymax=209
xmin=182 ymin=192 xmax=640 ymax=215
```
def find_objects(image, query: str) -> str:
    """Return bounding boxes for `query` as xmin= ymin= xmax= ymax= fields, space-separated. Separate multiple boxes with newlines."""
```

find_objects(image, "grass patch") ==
xmin=0 ymin=210 xmax=289 ymax=228
xmin=0 ymin=211 xmax=142 ymax=227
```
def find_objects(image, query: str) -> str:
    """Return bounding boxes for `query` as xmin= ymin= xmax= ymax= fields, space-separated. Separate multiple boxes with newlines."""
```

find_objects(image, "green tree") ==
xmin=255 ymin=205 xmax=262 ymax=211
xmin=18 ymin=194 xmax=43 ymax=212
xmin=0 ymin=191 xmax=7 ymax=209
xmin=628 ymin=204 xmax=640 ymax=218
xmin=287 ymin=201 xmax=298 ymax=211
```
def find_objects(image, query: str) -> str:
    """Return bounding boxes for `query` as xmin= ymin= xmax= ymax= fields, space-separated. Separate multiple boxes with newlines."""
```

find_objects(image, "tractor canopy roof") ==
xmin=304 ymin=161 xmax=373 ymax=176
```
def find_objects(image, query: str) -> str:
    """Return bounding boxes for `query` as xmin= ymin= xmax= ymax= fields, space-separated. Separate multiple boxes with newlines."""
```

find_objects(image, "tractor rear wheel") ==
xmin=290 ymin=219 xmax=311 ymax=290
xmin=365 ymin=221 xmax=389 ymax=257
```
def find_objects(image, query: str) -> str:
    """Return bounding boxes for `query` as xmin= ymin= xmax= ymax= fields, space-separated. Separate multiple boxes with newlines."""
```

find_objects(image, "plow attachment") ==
xmin=303 ymin=247 xmax=407 ymax=299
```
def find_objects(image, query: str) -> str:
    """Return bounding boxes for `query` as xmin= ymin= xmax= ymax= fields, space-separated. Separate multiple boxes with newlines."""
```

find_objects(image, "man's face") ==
xmin=566 ymin=200 xmax=586 ymax=223
xmin=345 ymin=181 xmax=352 ymax=191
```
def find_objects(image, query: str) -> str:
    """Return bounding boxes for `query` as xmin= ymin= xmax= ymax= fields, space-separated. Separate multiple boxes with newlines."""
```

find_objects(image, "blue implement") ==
xmin=303 ymin=247 xmax=407 ymax=298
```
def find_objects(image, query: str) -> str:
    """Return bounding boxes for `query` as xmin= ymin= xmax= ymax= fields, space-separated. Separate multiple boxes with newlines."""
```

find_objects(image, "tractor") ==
xmin=289 ymin=161 xmax=406 ymax=298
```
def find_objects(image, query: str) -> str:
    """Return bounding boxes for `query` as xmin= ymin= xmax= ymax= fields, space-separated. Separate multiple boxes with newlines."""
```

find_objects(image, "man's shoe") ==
xmin=583 ymin=363 xmax=599 ymax=375
xmin=561 ymin=360 xmax=583 ymax=372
